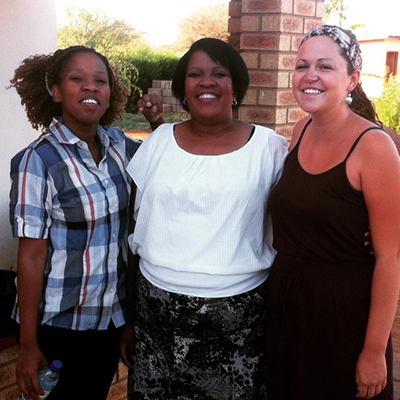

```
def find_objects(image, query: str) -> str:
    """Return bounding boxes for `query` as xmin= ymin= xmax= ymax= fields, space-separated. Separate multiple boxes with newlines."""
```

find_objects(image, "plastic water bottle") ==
xmin=17 ymin=359 xmax=62 ymax=399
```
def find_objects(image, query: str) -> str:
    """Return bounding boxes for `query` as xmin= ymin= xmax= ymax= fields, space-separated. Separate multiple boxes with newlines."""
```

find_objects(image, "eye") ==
xmin=96 ymin=79 xmax=108 ymax=84
xmin=213 ymin=71 xmax=229 ymax=77
xmin=320 ymin=65 xmax=332 ymax=70
xmin=295 ymin=64 xmax=308 ymax=70
xmin=70 ymin=76 xmax=83 ymax=81
xmin=187 ymin=71 xmax=201 ymax=78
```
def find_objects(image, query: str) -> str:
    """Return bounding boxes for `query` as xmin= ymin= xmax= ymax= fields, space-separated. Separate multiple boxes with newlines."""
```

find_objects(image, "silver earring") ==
xmin=345 ymin=93 xmax=352 ymax=105
xmin=182 ymin=99 xmax=187 ymax=106
xmin=232 ymin=98 xmax=238 ymax=107
xmin=45 ymin=72 xmax=53 ymax=97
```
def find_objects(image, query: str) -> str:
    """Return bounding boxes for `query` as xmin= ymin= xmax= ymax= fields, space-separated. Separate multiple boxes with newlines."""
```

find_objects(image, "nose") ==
xmin=304 ymin=67 xmax=318 ymax=82
xmin=82 ymin=79 xmax=98 ymax=91
xmin=199 ymin=74 xmax=216 ymax=86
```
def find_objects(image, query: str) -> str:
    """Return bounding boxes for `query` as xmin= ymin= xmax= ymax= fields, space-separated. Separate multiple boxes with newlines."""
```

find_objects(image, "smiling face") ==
xmin=52 ymin=52 xmax=111 ymax=134
xmin=292 ymin=35 xmax=359 ymax=116
xmin=184 ymin=50 xmax=235 ymax=122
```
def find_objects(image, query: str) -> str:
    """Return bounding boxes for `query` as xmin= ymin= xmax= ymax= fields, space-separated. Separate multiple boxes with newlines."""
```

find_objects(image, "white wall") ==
xmin=0 ymin=0 xmax=57 ymax=270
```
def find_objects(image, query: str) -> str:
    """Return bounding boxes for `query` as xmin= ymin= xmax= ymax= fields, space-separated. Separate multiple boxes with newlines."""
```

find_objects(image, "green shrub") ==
xmin=375 ymin=76 xmax=400 ymax=132
xmin=125 ymin=51 xmax=179 ymax=113
xmin=113 ymin=113 xmax=187 ymax=132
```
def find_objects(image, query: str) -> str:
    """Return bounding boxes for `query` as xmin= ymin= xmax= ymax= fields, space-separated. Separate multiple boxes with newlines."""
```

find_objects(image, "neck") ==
xmin=63 ymin=121 xmax=99 ymax=145
xmin=309 ymin=106 xmax=353 ymax=140
xmin=187 ymin=117 xmax=236 ymax=138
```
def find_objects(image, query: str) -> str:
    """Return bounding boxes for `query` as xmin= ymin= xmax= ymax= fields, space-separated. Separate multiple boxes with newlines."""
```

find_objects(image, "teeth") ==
xmin=199 ymin=94 xmax=217 ymax=99
xmin=82 ymin=99 xmax=98 ymax=104
xmin=303 ymin=89 xmax=322 ymax=94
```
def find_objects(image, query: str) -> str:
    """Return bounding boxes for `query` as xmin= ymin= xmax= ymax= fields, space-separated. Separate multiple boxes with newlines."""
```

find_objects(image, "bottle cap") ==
xmin=50 ymin=360 xmax=63 ymax=372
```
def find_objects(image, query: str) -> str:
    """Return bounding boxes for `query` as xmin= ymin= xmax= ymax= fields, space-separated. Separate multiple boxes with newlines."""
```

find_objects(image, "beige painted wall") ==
xmin=360 ymin=37 xmax=400 ymax=98
xmin=0 ymin=0 xmax=57 ymax=270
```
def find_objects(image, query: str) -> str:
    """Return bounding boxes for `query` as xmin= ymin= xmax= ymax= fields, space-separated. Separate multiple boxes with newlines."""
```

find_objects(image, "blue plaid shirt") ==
xmin=10 ymin=118 xmax=140 ymax=330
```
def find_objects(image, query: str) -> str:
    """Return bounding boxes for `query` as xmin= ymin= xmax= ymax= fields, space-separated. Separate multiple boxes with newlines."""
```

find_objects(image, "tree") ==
xmin=176 ymin=2 xmax=229 ymax=51
xmin=58 ymin=7 xmax=148 ymax=99
xmin=325 ymin=0 xmax=347 ymax=27
xmin=58 ymin=7 xmax=148 ymax=58
xmin=376 ymin=76 xmax=400 ymax=132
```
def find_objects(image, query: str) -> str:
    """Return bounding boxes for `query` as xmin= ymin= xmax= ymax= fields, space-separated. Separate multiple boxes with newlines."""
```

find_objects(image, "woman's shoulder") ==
xmin=132 ymin=123 xmax=176 ymax=158
xmin=348 ymin=117 xmax=400 ymax=174
xmin=12 ymin=132 xmax=53 ymax=159
xmin=147 ymin=122 xmax=176 ymax=138
xmin=252 ymin=123 xmax=287 ymax=139
xmin=251 ymin=124 xmax=288 ymax=152
xmin=351 ymin=115 xmax=395 ymax=149
xmin=289 ymin=116 xmax=311 ymax=150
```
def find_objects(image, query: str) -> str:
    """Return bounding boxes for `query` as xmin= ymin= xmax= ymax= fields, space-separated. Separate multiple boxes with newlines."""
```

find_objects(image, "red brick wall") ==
xmin=229 ymin=0 xmax=325 ymax=137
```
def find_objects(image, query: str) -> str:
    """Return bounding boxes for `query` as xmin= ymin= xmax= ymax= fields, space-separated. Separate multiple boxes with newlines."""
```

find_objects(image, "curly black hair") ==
xmin=9 ymin=46 xmax=128 ymax=130
xmin=172 ymin=38 xmax=249 ymax=112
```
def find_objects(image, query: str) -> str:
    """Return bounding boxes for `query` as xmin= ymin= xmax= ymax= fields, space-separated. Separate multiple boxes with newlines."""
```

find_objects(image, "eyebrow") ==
xmin=68 ymin=66 xmax=108 ymax=73
xmin=297 ymin=57 xmax=334 ymax=63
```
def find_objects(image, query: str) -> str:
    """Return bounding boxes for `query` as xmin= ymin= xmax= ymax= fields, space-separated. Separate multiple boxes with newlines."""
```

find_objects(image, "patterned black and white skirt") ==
xmin=128 ymin=269 xmax=268 ymax=400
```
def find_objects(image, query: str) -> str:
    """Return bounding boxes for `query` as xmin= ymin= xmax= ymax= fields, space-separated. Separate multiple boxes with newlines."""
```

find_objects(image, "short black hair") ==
xmin=172 ymin=38 xmax=249 ymax=112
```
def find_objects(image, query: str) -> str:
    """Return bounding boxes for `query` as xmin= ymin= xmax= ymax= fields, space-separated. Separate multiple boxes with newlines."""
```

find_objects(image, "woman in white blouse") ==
xmin=120 ymin=38 xmax=288 ymax=400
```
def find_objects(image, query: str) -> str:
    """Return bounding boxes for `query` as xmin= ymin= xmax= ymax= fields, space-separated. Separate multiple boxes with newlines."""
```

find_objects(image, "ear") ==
xmin=52 ymin=85 xmax=62 ymax=103
xmin=347 ymin=69 xmax=361 ymax=93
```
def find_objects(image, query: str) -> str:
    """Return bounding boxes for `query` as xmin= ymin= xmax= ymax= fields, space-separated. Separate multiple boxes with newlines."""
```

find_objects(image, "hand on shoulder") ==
xmin=137 ymin=93 xmax=166 ymax=130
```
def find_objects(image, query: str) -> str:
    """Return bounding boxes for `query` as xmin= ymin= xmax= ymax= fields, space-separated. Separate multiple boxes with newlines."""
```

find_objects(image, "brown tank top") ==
xmin=269 ymin=119 xmax=382 ymax=263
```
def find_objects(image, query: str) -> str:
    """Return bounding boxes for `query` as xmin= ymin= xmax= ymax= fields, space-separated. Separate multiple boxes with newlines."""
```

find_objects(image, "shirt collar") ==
xmin=48 ymin=117 xmax=124 ymax=147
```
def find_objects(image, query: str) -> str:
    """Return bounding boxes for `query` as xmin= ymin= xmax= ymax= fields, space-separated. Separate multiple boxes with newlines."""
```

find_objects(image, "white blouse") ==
xmin=127 ymin=123 xmax=288 ymax=297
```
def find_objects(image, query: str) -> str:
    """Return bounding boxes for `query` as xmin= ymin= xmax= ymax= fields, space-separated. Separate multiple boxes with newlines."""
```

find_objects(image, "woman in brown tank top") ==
xmin=266 ymin=25 xmax=400 ymax=400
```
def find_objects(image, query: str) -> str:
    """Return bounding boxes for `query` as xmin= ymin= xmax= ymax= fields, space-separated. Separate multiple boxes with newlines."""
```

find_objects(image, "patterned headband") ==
xmin=300 ymin=25 xmax=362 ymax=70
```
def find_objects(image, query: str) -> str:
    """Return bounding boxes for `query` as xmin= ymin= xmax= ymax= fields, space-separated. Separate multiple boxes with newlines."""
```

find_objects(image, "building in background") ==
xmin=359 ymin=35 xmax=400 ymax=98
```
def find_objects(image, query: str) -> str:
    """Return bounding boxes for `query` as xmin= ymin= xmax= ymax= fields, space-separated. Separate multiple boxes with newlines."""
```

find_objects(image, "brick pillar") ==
xmin=228 ymin=0 xmax=325 ymax=138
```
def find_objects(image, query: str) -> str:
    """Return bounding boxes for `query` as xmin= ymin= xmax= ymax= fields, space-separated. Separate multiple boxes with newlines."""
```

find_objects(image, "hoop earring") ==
xmin=345 ymin=93 xmax=352 ymax=106
xmin=182 ymin=99 xmax=187 ymax=106
xmin=45 ymin=72 xmax=53 ymax=97
xmin=232 ymin=98 xmax=238 ymax=107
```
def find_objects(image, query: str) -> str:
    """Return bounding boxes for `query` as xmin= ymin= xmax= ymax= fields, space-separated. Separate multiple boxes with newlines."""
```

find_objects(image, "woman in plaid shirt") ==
xmin=9 ymin=46 xmax=140 ymax=400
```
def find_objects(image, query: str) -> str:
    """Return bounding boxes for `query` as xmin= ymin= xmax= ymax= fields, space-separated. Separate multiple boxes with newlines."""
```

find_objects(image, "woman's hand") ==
xmin=16 ymin=344 xmax=48 ymax=400
xmin=137 ymin=93 xmax=165 ymax=130
xmin=119 ymin=321 xmax=135 ymax=369
xmin=355 ymin=348 xmax=387 ymax=399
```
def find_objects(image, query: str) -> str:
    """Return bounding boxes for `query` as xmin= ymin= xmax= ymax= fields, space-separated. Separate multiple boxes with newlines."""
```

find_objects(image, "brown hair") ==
xmin=9 ymin=46 xmax=128 ymax=130
xmin=335 ymin=29 xmax=382 ymax=126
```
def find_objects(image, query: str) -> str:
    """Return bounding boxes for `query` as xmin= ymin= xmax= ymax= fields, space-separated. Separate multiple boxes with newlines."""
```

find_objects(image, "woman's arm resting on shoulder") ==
xmin=356 ymin=132 xmax=400 ymax=399
xmin=16 ymin=237 xmax=49 ymax=400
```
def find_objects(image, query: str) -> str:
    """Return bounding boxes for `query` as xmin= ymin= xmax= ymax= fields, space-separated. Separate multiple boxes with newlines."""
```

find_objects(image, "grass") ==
xmin=113 ymin=112 xmax=188 ymax=132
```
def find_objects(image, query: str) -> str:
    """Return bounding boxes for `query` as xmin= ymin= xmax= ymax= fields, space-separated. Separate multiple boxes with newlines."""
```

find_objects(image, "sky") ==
xmin=56 ymin=0 xmax=230 ymax=47
xmin=56 ymin=0 xmax=400 ymax=47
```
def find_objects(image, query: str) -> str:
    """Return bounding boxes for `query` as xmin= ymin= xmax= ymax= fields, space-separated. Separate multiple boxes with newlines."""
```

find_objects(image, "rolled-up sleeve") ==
xmin=10 ymin=147 xmax=53 ymax=239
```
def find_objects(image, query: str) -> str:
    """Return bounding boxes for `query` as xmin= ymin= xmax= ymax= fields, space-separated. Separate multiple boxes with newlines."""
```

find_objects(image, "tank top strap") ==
xmin=344 ymin=126 xmax=385 ymax=161
xmin=292 ymin=118 xmax=312 ymax=151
